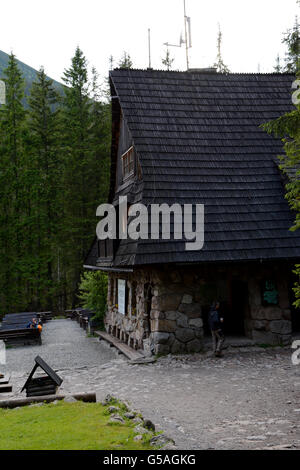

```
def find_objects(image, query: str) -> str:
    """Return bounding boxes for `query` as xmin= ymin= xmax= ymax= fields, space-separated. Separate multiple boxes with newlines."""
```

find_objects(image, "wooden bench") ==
xmin=37 ymin=311 xmax=52 ymax=322
xmin=65 ymin=309 xmax=75 ymax=319
xmin=80 ymin=310 xmax=94 ymax=330
xmin=0 ymin=328 xmax=41 ymax=346
xmin=94 ymin=330 xmax=145 ymax=361
xmin=0 ymin=312 xmax=39 ymax=330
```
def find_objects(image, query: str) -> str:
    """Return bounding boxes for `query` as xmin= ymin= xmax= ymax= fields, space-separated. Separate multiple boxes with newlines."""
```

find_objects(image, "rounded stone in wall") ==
xmin=167 ymin=333 xmax=176 ymax=346
xmin=164 ymin=311 xmax=178 ymax=321
xmin=178 ymin=303 xmax=202 ymax=318
xmin=251 ymin=307 xmax=283 ymax=321
xmin=186 ymin=338 xmax=202 ymax=353
xmin=269 ymin=320 xmax=292 ymax=335
xmin=155 ymin=343 xmax=171 ymax=355
xmin=181 ymin=294 xmax=193 ymax=304
xmin=151 ymin=332 xmax=170 ymax=345
xmin=176 ymin=312 xmax=189 ymax=328
xmin=171 ymin=339 xmax=186 ymax=354
xmin=175 ymin=328 xmax=195 ymax=343
xmin=189 ymin=318 xmax=203 ymax=328
xmin=152 ymin=294 xmax=182 ymax=311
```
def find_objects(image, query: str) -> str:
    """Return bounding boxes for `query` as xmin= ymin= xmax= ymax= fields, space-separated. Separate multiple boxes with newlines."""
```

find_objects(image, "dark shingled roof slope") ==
xmin=109 ymin=69 xmax=300 ymax=266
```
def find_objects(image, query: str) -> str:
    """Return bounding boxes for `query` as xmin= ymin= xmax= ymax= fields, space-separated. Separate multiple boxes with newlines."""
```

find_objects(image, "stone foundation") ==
xmin=104 ymin=262 xmax=294 ymax=355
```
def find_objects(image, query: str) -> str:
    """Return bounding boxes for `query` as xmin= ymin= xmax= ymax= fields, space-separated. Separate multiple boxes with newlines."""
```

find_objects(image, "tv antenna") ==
xmin=163 ymin=0 xmax=192 ymax=70
xmin=148 ymin=28 xmax=152 ymax=69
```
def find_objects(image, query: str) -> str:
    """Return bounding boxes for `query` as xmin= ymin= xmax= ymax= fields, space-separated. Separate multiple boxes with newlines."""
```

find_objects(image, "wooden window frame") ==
xmin=97 ymin=239 xmax=114 ymax=261
xmin=121 ymin=146 xmax=135 ymax=180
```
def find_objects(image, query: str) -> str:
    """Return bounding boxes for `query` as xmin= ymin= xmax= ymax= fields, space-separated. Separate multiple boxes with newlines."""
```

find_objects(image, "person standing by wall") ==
xmin=208 ymin=301 xmax=225 ymax=357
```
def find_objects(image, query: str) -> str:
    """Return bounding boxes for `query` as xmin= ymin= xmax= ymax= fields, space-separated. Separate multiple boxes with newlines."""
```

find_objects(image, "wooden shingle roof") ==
xmin=107 ymin=69 xmax=300 ymax=266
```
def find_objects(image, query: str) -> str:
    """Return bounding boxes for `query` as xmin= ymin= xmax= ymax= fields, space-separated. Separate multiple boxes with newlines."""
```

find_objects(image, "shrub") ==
xmin=78 ymin=271 xmax=108 ymax=327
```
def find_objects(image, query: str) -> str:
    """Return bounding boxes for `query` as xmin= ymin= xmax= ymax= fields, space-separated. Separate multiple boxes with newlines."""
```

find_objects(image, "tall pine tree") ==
xmin=0 ymin=53 xmax=26 ymax=312
xmin=61 ymin=47 xmax=110 ymax=307
xmin=26 ymin=67 xmax=62 ymax=309
xmin=282 ymin=16 xmax=300 ymax=73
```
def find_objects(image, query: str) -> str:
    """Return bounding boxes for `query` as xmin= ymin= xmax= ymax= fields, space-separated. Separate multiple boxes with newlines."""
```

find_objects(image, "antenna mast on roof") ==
xmin=163 ymin=0 xmax=192 ymax=70
xmin=148 ymin=28 xmax=152 ymax=69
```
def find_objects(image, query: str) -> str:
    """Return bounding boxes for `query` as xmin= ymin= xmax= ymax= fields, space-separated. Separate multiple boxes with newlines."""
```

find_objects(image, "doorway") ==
xmin=225 ymin=280 xmax=248 ymax=336
xmin=202 ymin=279 xmax=249 ymax=337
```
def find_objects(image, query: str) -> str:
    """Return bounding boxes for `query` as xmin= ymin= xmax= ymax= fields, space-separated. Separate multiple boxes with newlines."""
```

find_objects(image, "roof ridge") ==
xmin=110 ymin=68 xmax=295 ymax=76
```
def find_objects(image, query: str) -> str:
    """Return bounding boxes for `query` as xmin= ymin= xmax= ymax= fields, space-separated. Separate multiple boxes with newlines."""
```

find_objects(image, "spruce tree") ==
xmin=0 ymin=53 xmax=26 ymax=312
xmin=282 ymin=16 xmax=300 ymax=73
xmin=262 ymin=74 xmax=300 ymax=308
xmin=274 ymin=54 xmax=282 ymax=73
xmin=61 ymin=47 xmax=110 ymax=307
xmin=118 ymin=51 xmax=133 ymax=69
xmin=213 ymin=25 xmax=230 ymax=74
xmin=27 ymin=67 xmax=62 ymax=309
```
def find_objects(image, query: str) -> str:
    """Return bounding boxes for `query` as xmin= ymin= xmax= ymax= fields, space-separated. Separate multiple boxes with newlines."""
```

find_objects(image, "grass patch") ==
xmin=0 ymin=401 xmax=153 ymax=450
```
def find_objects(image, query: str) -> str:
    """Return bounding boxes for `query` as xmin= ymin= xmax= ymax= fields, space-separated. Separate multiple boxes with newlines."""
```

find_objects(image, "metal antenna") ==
xmin=148 ymin=28 xmax=152 ymax=69
xmin=183 ymin=0 xmax=189 ymax=70
xmin=163 ymin=0 xmax=192 ymax=70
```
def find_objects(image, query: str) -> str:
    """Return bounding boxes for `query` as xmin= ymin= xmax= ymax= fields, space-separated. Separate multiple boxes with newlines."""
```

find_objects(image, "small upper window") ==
xmin=122 ymin=146 xmax=134 ymax=179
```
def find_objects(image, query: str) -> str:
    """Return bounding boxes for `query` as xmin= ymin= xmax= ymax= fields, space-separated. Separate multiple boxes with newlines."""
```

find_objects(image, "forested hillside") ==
xmin=0 ymin=49 xmax=63 ymax=102
xmin=0 ymin=48 xmax=111 ymax=315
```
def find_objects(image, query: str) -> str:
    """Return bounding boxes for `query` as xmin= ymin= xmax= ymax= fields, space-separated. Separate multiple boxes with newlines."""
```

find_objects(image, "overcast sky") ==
xmin=1 ymin=0 xmax=299 ymax=84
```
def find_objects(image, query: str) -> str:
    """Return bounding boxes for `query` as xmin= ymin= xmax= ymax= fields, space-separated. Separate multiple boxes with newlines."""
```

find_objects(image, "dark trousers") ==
xmin=211 ymin=329 xmax=225 ymax=353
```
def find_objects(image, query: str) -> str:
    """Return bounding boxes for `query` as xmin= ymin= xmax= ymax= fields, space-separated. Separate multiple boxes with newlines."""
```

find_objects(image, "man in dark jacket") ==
xmin=208 ymin=301 xmax=225 ymax=357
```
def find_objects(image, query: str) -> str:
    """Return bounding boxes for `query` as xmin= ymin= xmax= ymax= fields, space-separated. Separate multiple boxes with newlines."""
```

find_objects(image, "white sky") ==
xmin=1 ymin=0 xmax=299 ymax=84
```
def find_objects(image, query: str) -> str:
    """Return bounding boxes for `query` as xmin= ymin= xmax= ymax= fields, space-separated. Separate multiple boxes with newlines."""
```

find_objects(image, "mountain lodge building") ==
xmin=85 ymin=69 xmax=300 ymax=355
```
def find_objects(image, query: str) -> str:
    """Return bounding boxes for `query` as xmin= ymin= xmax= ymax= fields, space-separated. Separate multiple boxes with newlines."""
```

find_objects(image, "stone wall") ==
xmin=249 ymin=277 xmax=292 ymax=345
xmin=149 ymin=281 xmax=204 ymax=355
xmin=104 ymin=262 xmax=294 ymax=355
xmin=105 ymin=271 xmax=152 ymax=351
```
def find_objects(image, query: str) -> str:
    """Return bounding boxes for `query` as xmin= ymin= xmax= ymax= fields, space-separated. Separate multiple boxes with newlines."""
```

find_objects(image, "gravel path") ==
xmin=2 ymin=319 xmax=300 ymax=450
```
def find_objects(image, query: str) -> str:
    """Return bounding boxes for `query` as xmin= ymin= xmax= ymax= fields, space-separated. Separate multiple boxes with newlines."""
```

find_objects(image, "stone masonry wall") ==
xmin=249 ymin=276 xmax=292 ymax=346
xmin=105 ymin=271 xmax=152 ymax=351
xmin=104 ymin=262 xmax=294 ymax=355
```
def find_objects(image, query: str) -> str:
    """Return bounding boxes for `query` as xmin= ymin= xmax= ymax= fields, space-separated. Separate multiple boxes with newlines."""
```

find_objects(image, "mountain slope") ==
xmin=0 ymin=49 xmax=64 ymax=100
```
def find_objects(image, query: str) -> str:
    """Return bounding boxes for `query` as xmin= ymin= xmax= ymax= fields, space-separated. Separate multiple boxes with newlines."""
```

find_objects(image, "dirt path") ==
xmin=2 ymin=319 xmax=300 ymax=450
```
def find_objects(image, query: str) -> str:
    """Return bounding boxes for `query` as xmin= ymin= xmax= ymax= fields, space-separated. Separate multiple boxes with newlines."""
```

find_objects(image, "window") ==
xmin=118 ymin=279 xmax=128 ymax=315
xmin=98 ymin=239 xmax=114 ymax=260
xmin=122 ymin=146 xmax=134 ymax=179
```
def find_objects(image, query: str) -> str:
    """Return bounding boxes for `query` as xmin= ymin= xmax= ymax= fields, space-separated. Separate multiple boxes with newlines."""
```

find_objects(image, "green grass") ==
xmin=0 ymin=401 xmax=154 ymax=450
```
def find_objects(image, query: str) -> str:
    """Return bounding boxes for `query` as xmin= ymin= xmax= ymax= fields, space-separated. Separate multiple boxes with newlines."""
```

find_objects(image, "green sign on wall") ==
xmin=262 ymin=280 xmax=278 ymax=305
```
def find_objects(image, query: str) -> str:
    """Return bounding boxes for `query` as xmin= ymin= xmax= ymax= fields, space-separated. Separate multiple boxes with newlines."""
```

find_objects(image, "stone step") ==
xmin=0 ymin=374 xmax=10 ymax=384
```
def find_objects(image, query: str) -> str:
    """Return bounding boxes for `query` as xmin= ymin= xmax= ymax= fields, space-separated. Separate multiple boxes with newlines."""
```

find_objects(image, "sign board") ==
xmin=118 ymin=279 xmax=126 ymax=315
xmin=0 ymin=80 xmax=5 ymax=105
xmin=262 ymin=280 xmax=278 ymax=305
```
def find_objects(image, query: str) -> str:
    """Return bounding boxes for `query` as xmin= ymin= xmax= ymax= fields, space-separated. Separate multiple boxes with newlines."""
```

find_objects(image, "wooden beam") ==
xmin=0 ymin=392 xmax=97 ymax=408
